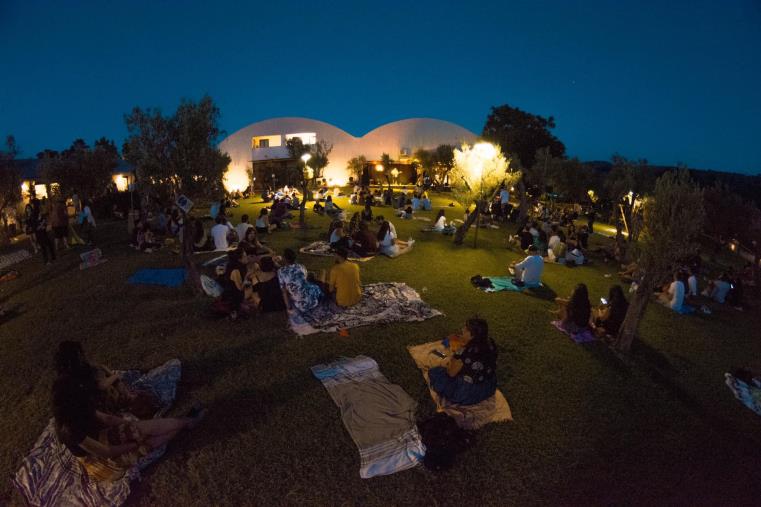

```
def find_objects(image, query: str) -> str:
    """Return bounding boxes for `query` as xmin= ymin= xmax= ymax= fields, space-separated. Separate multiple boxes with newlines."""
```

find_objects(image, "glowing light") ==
xmin=452 ymin=142 xmax=509 ymax=192
xmin=223 ymin=164 xmax=250 ymax=192
xmin=113 ymin=174 xmax=129 ymax=192
xmin=473 ymin=142 xmax=497 ymax=160
xmin=21 ymin=181 xmax=30 ymax=194
xmin=375 ymin=164 xmax=384 ymax=172
xmin=34 ymin=184 xmax=48 ymax=198
xmin=301 ymin=153 xmax=312 ymax=163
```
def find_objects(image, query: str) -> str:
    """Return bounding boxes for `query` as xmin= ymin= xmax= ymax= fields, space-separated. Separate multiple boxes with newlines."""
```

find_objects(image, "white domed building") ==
xmin=219 ymin=117 xmax=478 ymax=191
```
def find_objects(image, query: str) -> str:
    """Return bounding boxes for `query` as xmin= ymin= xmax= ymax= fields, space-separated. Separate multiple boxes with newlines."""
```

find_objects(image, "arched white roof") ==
xmin=220 ymin=117 xmax=478 ymax=188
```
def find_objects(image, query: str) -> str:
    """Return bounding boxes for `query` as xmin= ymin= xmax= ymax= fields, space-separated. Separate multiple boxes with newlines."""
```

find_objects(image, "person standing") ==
xmin=49 ymin=196 xmax=70 ymax=251
xmin=587 ymin=208 xmax=596 ymax=235
xmin=80 ymin=199 xmax=97 ymax=244
xmin=31 ymin=198 xmax=56 ymax=265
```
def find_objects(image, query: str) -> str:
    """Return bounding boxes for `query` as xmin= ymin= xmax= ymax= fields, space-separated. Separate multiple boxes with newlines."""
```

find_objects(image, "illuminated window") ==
xmin=252 ymin=135 xmax=281 ymax=149
xmin=285 ymin=132 xmax=317 ymax=145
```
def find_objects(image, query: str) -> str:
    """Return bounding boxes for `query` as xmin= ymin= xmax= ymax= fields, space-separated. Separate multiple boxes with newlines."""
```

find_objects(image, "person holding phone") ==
xmin=428 ymin=317 xmax=498 ymax=406
xmin=592 ymin=285 xmax=629 ymax=338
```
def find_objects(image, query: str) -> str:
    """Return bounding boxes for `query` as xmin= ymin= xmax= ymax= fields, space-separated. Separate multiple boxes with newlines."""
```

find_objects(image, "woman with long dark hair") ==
xmin=593 ymin=285 xmax=629 ymax=337
xmin=556 ymin=283 xmax=592 ymax=333
xmin=377 ymin=219 xmax=413 ymax=258
xmin=428 ymin=317 xmax=498 ymax=405
xmin=221 ymin=246 xmax=249 ymax=318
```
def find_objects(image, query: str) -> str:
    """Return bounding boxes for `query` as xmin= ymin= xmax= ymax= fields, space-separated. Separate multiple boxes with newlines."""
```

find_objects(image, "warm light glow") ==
xmin=375 ymin=164 xmax=384 ymax=172
xmin=21 ymin=181 xmax=30 ymax=194
xmin=113 ymin=174 xmax=129 ymax=192
xmin=34 ymin=184 xmax=48 ymax=198
xmin=223 ymin=164 xmax=250 ymax=192
xmin=452 ymin=142 xmax=509 ymax=193
xmin=473 ymin=142 xmax=497 ymax=160
xmin=301 ymin=153 xmax=312 ymax=163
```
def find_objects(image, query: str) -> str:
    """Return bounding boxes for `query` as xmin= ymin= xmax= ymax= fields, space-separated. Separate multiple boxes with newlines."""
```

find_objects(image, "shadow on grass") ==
xmin=525 ymin=283 xmax=557 ymax=301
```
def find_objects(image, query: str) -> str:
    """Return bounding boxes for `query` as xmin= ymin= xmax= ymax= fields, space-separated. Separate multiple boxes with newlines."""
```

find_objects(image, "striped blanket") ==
xmin=311 ymin=356 xmax=425 ymax=478
xmin=289 ymin=282 xmax=442 ymax=335
xmin=14 ymin=360 xmax=182 ymax=507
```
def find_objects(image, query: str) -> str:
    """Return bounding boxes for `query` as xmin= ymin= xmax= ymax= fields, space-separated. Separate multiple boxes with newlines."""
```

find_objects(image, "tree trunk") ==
xmin=454 ymin=201 xmax=481 ymax=245
xmin=613 ymin=274 xmax=653 ymax=352
xmin=299 ymin=179 xmax=308 ymax=226
xmin=517 ymin=180 xmax=529 ymax=225
xmin=182 ymin=213 xmax=202 ymax=295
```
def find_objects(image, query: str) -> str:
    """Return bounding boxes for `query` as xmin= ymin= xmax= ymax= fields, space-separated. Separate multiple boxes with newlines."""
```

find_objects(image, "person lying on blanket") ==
xmin=553 ymin=283 xmax=592 ymax=334
xmin=328 ymin=247 xmax=362 ymax=307
xmin=55 ymin=341 xmax=160 ymax=419
xmin=278 ymin=248 xmax=324 ymax=313
xmin=429 ymin=317 xmax=498 ymax=406
xmin=52 ymin=375 xmax=205 ymax=482
xmin=510 ymin=245 xmax=544 ymax=287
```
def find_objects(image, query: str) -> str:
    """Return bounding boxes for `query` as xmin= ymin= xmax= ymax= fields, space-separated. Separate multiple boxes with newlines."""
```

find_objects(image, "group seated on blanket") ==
xmin=129 ymin=220 xmax=162 ymax=253
xmin=429 ymin=317 xmax=498 ymax=406
xmin=278 ymin=248 xmax=325 ymax=314
xmin=216 ymin=246 xmax=286 ymax=319
xmin=52 ymin=342 xmax=205 ymax=482
xmin=327 ymin=247 xmax=362 ymax=307
xmin=422 ymin=209 xmax=456 ymax=234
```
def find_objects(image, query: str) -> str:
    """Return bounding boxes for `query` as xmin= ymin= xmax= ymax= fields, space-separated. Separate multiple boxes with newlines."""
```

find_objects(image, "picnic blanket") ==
xmin=0 ymin=249 xmax=31 ymax=270
xmin=14 ymin=359 xmax=182 ymax=507
xmin=288 ymin=282 xmax=442 ymax=335
xmin=311 ymin=356 xmax=425 ymax=478
xmin=725 ymin=373 xmax=761 ymax=416
xmin=298 ymin=241 xmax=375 ymax=262
xmin=472 ymin=275 xmax=540 ymax=292
xmin=550 ymin=320 xmax=596 ymax=343
xmin=407 ymin=341 xmax=512 ymax=430
xmin=128 ymin=268 xmax=187 ymax=288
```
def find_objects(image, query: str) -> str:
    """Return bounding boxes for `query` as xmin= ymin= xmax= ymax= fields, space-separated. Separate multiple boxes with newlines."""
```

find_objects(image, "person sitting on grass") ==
xmin=255 ymin=208 xmax=275 ymax=234
xmin=325 ymin=196 xmax=342 ymax=217
xmin=210 ymin=216 xmax=234 ymax=251
xmin=136 ymin=222 xmax=161 ymax=253
xmin=240 ymin=227 xmax=273 ymax=259
xmin=592 ymin=285 xmax=629 ymax=338
xmin=511 ymin=245 xmax=544 ymax=287
xmin=328 ymin=247 xmax=362 ymax=308
xmin=554 ymin=283 xmax=592 ymax=334
xmin=53 ymin=376 xmax=205 ymax=482
xmin=221 ymin=246 xmax=250 ymax=319
xmin=249 ymin=255 xmax=286 ymax=313
xmin=704 ymin=272 xmax=732 ymax=304
xmin=377 ymin=219 xmax=414 ymax=258
xmin=428 ymin=317 xmax=498 ymax=406
xmin=235 ymin=214 xmax=253 ymax=243
xmin=565 ymin=240 xmax=586 ymax=266
xmin=329 ymin=220 xmax=351 ymax=250
xmin=519 ymin=225 xmax=534 ymax=251
xmin=361 ymin=202 xmax=373 ymax=222
xmin=352 ymin=221 xmax=379 ymax=257
xmin=278 ymin=248 xmax=324 ymax=314
xmin=55 ymin=341 xmax=159 ymax=420
xmin=421 ymin=192 xmax=432 ymax=211
xmin=658 ymin=271 xmax=687 ymax=313
xmin=432 ymin=209 xmax=447 ymax=231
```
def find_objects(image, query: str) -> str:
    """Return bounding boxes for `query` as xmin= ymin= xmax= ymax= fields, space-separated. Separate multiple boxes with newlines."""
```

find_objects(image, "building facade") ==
xmin=218 ymin=117 xmax=478 ymax=191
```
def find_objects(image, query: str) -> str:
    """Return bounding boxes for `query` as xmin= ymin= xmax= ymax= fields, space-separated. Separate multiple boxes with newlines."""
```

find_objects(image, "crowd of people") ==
xmin=21 ymin=194 xmax=95 ymax=265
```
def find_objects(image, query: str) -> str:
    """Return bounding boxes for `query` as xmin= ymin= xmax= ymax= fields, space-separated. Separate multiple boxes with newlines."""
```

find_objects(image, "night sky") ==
xmin=1 ymin=0 xmax=760 ymax=174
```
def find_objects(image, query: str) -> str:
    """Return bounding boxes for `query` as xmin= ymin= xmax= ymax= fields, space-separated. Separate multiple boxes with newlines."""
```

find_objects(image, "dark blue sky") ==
xmin=2 ymin=0 xmax=760 ymax=174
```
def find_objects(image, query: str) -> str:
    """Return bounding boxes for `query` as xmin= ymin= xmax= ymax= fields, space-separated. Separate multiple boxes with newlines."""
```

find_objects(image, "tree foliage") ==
xmin=309 ymin=140 xmax=333 ymax=182
xmin=615 ymin=170 xmax=705 ymax=352
xmin=35 ymin=138 xmax=118 ymax=198
xmin=123 ymin=95 xmax=230 ymax=201
xmin=482 ymin=104 xmax=565 ymax=169
xmin=347 ymin=155 xmax=367 ymax=182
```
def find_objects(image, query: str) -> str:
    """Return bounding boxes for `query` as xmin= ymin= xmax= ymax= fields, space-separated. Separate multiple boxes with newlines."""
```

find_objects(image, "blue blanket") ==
xmin=128 ymin=268 xmax=187 ymax=287
xmin=476 ymin=276 xmax=541 ymax=292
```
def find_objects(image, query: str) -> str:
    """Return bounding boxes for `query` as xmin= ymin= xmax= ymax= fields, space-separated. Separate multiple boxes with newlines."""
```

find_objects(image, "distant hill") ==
xmin=582 ymin=161 xmax=761 ymax=206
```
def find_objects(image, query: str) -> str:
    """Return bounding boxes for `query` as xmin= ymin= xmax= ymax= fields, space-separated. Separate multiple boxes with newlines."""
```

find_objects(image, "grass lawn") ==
xmin=2 ymin=193 xmax=761 ymax=505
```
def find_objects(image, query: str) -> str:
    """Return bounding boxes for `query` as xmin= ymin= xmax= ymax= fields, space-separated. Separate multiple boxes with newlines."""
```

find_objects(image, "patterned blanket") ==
xmin=0 ymin=249 xmax=31 ymax=271
xmin=407 ymin=341 xmax=512 ymax=430
xmin=311 ymin=356 xmax=425 ymax=478
xmin=299 ymin=241 xmax=375 ymax=262
xmin=14 ymin=360 xmax=182 ymax=507
xmin=289 ymin=282 xmax=442 ymax=335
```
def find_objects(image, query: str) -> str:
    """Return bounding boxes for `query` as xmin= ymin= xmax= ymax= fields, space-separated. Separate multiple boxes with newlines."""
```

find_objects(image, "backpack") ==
xmin=418 ymin=413 xmax=475 ymax=472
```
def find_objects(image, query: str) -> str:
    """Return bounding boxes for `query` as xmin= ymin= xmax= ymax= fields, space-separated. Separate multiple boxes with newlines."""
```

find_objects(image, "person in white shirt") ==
xmin=210 ymin=216 xmax=233 ymax=251
xmin=706 ymin=273 xmax=731 ymax=303
xmin=548 ymin=225 xmax=561 ymax=251
xmin=79 ymin=199 xmax=97 ymax=244
xmin=377 ymin=219 xmax=413 ymax=257
xmin=235 ymin=214 xmax=253 ymax=243
xmin=512 ymin=245 xmax=544 ymax=287
xmin=432 ymin=209 xmax=447 ymax=231
xmin=687 ymin=268 xmax=699 ymax=297
xmin=658 ymin=272 xmax=685 ymax=312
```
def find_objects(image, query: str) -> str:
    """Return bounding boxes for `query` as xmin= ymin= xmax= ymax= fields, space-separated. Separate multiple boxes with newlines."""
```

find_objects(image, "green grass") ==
xmin=2 ymin=193 xmax=761 ymax=505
